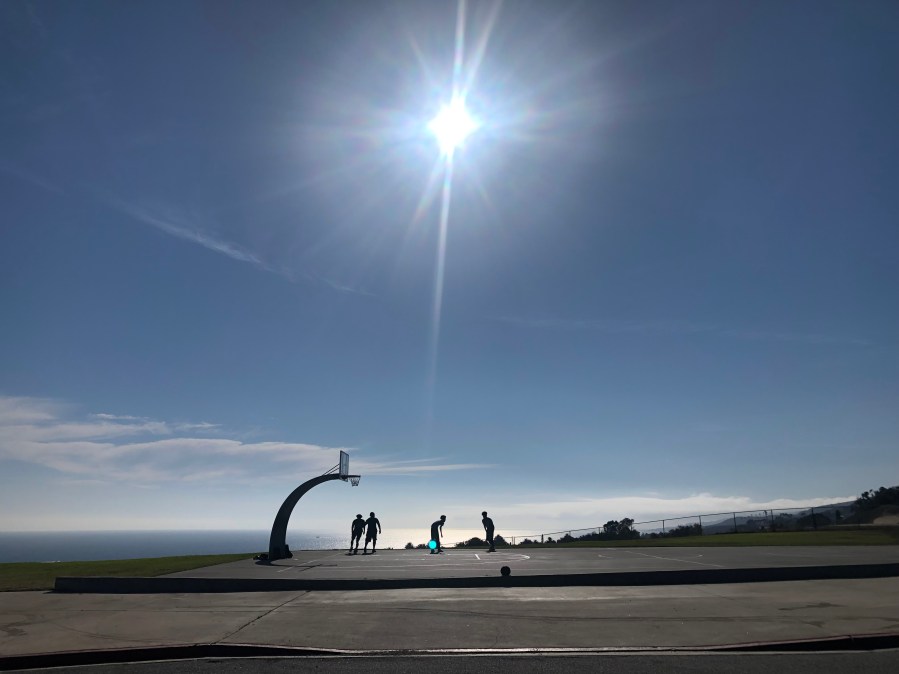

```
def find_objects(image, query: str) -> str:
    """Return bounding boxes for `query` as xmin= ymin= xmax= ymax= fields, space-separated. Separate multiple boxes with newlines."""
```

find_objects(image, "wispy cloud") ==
xmin=0 ymin=161 xmax=65 ymax=195
xmin=105 ymin=197 xmax=269 ymax=268
xmin=497 ymin=317 xmax=871 ymax=347
xmin=0 ymin=395 xmax=65 ymax=424
xmin=308 ymin=271 xmax=376 ymax=297
xmin=103 ymin=195 xmax=375 ymax=296
xmin=0 ymin=395 xmax=481 ymax=483
xmin=355 ymin=459 xmax=492 ymax=475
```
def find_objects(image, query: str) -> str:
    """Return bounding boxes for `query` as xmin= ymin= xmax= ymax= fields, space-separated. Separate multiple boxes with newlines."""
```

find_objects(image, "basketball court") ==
xmin=163 ymin=545 xmax=899 ymax=584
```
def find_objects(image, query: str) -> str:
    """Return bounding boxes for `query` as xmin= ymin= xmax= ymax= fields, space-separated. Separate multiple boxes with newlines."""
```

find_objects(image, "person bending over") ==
xmin=430 ymin=515 xmax=446 ymax=554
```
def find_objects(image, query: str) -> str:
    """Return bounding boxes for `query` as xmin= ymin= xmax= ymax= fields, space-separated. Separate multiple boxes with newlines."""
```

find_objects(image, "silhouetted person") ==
xmin=430 ymin=515 xmax=446 ymax=553
xmin=482 ymin=511 xmax=495 ymax=552
xmin=350 ymin=514 xmax=365 ymax=555
xmin=363 ymin=511 xmax=381 ymax=554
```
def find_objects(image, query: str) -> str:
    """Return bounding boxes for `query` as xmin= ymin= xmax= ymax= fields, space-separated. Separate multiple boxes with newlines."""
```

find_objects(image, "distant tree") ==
xmin=455 ymin=537 xmax=486 ymax=548
xmin=856 ymin=486 xmax=899 ymax=512
xmin=493 ymin=534 xmax=508 ymax=547
xmin=593 ymin=518 xmax=641 ymax=540
xmin=404 ymin=542 xmax=414 ymax=549
xmin=798 ymin=512 xmax=831 ymax=530
xmin=665 ymin=523 xmax=702 ymax=537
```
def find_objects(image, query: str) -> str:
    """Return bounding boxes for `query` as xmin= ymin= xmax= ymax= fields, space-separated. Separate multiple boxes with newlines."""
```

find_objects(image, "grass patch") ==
xmin=514 ymin=529 xmax=899 ymax=548
xmin=0 ymin=553 xmax=255 ymax=592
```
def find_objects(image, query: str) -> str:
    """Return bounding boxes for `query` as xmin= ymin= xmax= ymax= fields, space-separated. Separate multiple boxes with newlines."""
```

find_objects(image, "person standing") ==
xmin=363 ymin=511 xmax=381 ymax=554
xmin=482 ymin=511 xmax=496 ymax=552
xmin=430 ymin=515 xmax=446 ymax=553
xmin=350 ymin=514 xmax=365 ymax=555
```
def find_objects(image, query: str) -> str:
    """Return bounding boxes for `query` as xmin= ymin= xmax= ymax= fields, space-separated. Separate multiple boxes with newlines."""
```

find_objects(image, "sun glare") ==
xmin=428 ymin=97 xmax=479 ymax=157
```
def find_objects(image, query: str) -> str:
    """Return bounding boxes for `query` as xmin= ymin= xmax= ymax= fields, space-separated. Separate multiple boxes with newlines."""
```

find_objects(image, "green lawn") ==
xmin=0 ymin=553 xmax=254 ymax=592
xmin=514 ymin=529 xmax=899 ymax=548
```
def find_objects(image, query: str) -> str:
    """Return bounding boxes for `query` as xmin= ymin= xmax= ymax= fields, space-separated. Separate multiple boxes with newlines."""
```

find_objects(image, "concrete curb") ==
xmin=54 ymin=562 xmax=899 ymax=593
xmin=4 ymin=634 xmax=899 ymax=671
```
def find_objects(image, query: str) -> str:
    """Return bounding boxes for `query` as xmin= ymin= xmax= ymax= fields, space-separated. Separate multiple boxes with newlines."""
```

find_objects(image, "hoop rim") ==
xmin=348 ymin=475 xmax=361 ymax=486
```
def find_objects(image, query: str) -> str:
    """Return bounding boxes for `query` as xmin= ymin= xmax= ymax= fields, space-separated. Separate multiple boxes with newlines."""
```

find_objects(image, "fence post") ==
xmin=698 ymin=514 xmax=703 ymax=535
xmin=770 ymin=509 xmax=776 ymax=532
xmin=811 ymin=507 xmax=817 ymax=531
xmin=541 ymin=534 xmax=544 ymax=544
xmin=733 ymin=512 xmax=738 ymax=534
xmin=662 ymin=519 xmax=666 ymax=534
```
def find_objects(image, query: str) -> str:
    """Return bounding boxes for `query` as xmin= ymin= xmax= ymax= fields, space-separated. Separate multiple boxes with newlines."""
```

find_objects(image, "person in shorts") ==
xmin=482 ymin=511 xmax=496 ymax=552
xmin=363 ymin=511 xmax=381 ymax=554
xmin=350 ymin=514 xmax=365 ymax=555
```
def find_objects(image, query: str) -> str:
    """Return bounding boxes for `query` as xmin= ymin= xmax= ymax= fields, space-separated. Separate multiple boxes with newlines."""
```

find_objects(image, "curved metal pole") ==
xmin=268 ymin=474 xmax=342 ymax=561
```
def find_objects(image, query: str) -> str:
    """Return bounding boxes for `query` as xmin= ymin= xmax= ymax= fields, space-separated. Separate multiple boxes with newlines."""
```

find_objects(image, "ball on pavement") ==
xmin=500 ymin=566 xmax=511 ymax=577
xmin=428 ymin=540 xmax=437 ymax=550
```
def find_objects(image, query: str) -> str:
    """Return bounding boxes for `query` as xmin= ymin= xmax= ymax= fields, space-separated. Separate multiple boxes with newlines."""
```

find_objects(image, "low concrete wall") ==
xmin=55 ymin=562 xmax=899 ymax=593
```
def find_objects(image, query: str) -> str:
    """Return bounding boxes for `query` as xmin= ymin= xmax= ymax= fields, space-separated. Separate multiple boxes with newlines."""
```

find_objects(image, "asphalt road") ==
xmin=5 ymin=578 xmax=899 ymax=657
xmin=7 ymin=547 xmax=899 ymax=664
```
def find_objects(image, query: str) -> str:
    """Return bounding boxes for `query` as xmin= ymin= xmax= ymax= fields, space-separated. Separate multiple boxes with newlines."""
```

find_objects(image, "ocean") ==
xmin=0 ymin=528 xmax=502 ymax=563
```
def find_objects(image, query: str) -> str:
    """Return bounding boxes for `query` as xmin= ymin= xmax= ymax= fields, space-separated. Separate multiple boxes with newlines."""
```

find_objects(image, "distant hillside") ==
xmin=698 ymin=502 xmax=856 ymax=534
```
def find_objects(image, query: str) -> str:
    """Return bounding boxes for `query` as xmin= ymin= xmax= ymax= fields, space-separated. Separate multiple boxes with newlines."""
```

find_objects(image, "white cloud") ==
xmin=0 ymin=395 xmax=482 ymax=484
xmin=92 ymin=413 xmax=146 ymax=421
xmin=355 ymin=459 xmax=492 ymax=475
xmin=0 ymin=395 xmax=64 ymax=423
xmin=485 ymin=492 xmax=858 ymax=533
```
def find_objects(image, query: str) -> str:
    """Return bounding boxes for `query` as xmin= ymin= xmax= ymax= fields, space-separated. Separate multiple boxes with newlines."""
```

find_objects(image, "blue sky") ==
xmin=1 ymin=0 xmax=897 ymax=536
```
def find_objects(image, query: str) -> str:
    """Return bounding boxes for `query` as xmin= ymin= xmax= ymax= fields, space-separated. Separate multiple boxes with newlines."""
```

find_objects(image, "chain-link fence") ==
xmin=508 ymin=502 xmax=859 ymax=545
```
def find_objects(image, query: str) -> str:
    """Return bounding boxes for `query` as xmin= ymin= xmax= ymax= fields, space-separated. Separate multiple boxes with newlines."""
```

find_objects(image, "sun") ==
xmin=428 ymin=97 xmax=479 ymax=158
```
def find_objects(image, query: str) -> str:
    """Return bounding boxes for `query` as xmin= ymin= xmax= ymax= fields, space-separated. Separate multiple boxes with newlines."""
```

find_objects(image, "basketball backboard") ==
xmin=339 ymin=450 xmax=349 ymax=479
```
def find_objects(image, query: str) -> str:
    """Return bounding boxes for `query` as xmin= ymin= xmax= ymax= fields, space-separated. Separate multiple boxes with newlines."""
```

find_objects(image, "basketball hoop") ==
xmin=349 ymin=475 xmax=361 ymax=487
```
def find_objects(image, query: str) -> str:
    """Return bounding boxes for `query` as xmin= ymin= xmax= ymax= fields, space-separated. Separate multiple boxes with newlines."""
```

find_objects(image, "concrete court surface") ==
xmin=2 ymin=577 xmax=899 ymax=658
xmin=166 ymin=546 xmax=899 ymax=581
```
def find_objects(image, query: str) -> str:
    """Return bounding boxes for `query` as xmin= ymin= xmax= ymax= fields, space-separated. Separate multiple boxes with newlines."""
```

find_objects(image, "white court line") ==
xmin=619 ymin=550 xmax=725 ymax=568
xmin=275 ymin=551 xmax=345 ymax=572
xmin=296 ymin=553 xmax=531 ymax=572
xmin=475 ymin=554 xmax=480 ymax=560
xmin=307 ymin=551 xmax=347 ymax=563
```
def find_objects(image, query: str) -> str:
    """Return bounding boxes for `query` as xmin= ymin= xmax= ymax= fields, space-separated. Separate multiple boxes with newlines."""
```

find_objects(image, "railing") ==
xmin=507 ymin=502 xmax=858 ymax=545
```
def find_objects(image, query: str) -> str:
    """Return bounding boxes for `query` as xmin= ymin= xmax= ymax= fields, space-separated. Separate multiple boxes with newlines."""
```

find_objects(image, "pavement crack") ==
xmin=215 ymin=591 xmax=309 ymax=642
xmin=779 ymin=602 xmax=841 ymax=612
xmin=355 ymin=606 xmax=797 ymax=624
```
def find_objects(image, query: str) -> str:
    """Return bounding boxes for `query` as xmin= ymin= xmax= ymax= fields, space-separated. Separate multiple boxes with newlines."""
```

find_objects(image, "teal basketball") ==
xmin=428 ymin=540 xmax=437 ymax=549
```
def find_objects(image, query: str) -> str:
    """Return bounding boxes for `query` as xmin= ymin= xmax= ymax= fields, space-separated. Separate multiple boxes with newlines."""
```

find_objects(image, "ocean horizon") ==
xmin=0 ymin=527 xmax=512 ymax=563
